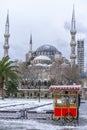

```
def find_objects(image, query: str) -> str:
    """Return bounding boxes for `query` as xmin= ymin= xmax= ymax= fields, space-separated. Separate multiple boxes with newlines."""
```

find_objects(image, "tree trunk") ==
xmin=0 ymin=82 xmax=4 ymax=99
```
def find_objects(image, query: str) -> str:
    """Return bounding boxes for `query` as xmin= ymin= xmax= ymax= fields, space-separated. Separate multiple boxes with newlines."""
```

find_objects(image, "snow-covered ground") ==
xmin=0 ymin=98 xmax=52 ymax=110
xmin=0 ymin=98 xmax=87 ymax=130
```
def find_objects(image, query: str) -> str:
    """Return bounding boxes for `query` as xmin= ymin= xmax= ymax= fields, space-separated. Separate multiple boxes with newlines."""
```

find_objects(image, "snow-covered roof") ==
xmin=34 ymin=55 xmax=51 ymax=61
xmin=34 ymin=63 xmax=52 ymax=67
xmin=49 ymin=85 xmax=81 ymax=91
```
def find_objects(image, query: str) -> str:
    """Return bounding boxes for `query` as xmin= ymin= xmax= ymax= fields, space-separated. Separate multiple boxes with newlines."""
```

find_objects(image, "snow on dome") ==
xmin=34 ymin=63 xmax=48 ymax=67
xmin=34 ymin=63 xmax=52 ymax=67
xmin=34 ymin=55 xmax=51 ymax=61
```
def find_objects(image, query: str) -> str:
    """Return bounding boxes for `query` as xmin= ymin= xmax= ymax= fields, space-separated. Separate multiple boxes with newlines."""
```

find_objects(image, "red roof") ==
xmin=49 ymin=85 xmax=81 ymax=91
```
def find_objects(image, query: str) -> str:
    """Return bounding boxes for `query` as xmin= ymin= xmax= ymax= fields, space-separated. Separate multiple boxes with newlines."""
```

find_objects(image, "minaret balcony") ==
xmin=70 ymin=30 xmax=76 ymax=34
xmin=3 ymin=45 xmax=9 ymax=49
xmin=70 ymin=55 xmax=76 ymax=59
xmin=4 ymin=34 xmax=10 ymax=37
xmin=70 ymin=42 xmax=76 ymax=46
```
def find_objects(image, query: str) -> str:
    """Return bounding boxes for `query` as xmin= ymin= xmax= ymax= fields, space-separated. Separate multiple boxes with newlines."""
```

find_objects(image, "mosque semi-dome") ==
xmin=34 ymin=55 xmax=51 ymax=61
xmin=32 ymin=55 xmax=52 ymax=65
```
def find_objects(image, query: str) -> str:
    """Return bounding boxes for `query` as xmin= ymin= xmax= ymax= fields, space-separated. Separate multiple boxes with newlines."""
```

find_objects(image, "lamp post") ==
xmin=38 ymin=80 xmax=41 ymax=102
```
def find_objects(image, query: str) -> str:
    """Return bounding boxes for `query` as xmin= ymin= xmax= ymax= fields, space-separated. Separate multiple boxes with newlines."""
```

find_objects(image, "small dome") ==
xmin=54 ymin=54 xmax=62 ymax=61
xmin=61 ymin=62 xmax=69 ymax=69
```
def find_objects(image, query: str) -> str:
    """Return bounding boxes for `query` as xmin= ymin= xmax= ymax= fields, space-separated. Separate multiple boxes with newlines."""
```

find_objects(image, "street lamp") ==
xmin=38 ymin=80 xmax=41 ymax=102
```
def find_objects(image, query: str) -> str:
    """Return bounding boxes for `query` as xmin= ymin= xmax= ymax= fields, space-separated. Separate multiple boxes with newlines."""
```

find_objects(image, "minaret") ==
xmin=3 ymin=11 xmax=10 ymax=57
xmin=29 ymin=34 xmax=32 ymax=53
xmin=70 ymin=6 xmax=76 ymax=67
xmin=25 ymin=34 xmax=32 ymax=62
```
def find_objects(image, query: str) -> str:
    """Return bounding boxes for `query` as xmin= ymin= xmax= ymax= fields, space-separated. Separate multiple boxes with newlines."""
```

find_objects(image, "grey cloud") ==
xmin=77 ymin=23 xmax=87 ymax=34
xmin=53 ymin=39 xmax=70 ymax=59
xmin=64 ymin=21 xmax=87 ymax=34
xmin=64 ymin=22 xmax=70 ymax=31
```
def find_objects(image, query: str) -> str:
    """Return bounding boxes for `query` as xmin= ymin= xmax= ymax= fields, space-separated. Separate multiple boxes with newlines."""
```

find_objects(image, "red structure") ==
xmin=49 ymin=85 xmax=81 ymax=123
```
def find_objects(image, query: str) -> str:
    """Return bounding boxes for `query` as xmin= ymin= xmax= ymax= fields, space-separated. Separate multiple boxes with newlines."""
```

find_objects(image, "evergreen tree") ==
xmin=0 ymin=56 xmax=18 ymax=98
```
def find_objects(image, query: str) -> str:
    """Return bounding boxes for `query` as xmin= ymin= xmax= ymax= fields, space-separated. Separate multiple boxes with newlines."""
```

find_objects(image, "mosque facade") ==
xmin=16 ymin=6 xmax=76 ymax=98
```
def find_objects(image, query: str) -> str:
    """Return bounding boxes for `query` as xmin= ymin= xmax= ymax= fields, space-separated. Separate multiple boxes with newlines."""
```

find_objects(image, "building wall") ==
xmin=77 ymin=40 xmax=84 ymax=73
xmin=17 ymin=89 xmax=52 ymax=99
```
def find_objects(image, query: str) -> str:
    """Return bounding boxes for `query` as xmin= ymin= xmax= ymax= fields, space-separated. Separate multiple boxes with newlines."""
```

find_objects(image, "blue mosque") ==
xmin=3 ymin=7 xmax=87 ymax=99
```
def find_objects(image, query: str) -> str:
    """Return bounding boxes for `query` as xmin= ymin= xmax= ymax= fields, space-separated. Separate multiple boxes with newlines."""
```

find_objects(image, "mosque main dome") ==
xmin=26 ymin=43 xmax=62 ymax=64
xmin=35 ymin=44 xmax=62 ymax=56
xmin=36 ymin=44 xmax=61 ymax=54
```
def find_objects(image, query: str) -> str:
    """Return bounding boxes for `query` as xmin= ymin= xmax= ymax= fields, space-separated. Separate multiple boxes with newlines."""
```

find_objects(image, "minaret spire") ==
xmin=29 ymin=33 xmax=32 ymax=53
xmin=70 ymin=5 xmax=76 ymax=67
xmin=3 ymin=10 xmax=10 ymax=57
xmin=25 ymin=34 xmax=33 ymax=62
xmin=71 ymin=5 xmax=76 ymax=33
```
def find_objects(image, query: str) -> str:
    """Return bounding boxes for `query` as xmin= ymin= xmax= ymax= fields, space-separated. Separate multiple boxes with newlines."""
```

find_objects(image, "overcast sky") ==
xmin=0 ymin=0 xmax=87 ymax=67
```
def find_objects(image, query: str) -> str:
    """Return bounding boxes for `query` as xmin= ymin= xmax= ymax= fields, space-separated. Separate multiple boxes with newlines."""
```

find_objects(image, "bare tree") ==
xmin=63 ymin=65 xmax=81 ymax=85
xmin=48 ymin=59 xmax=63 ymax=85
